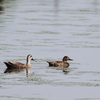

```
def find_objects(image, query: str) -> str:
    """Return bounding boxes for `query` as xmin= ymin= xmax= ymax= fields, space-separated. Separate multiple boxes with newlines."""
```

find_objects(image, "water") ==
xmin=0 ymin=0 xmax=100 ymax=100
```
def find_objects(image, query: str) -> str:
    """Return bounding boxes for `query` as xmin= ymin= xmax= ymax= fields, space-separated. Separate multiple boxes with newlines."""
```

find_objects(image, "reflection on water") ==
xmin=93 ymin=0 xmax=99 ymax=13
xmin=62 ymin=69 xmax=70 ymax=74
xmin=4 ymin=67 xmax=31 ymax=77
xmin=0 ymin=0 xmax=6 ymax=14
xmin=4 ymin=67 xmax=25 ymax=73
xmin=26 ymin=68 xmax=31 ymax=77
xmin=54 ymin=0 xmax=59 ymax=13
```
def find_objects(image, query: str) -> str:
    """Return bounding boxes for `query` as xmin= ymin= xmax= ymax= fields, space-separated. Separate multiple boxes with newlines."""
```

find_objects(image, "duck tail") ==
xmin=4 ymin=62 xmax=8 ymax=66
xmin=47 ymin=61 xmax=53 ymax=66
xmin=4 ymin=62 xmax=12 ymax=68
xmin=47 ymin=61 xmax=50 ymax=63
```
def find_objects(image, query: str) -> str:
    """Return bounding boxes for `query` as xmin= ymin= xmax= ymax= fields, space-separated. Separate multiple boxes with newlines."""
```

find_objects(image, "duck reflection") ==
xmin=4 ymin=67 xmax=31 ymax=77
xmin=54 ymin=0 xmax=59 ymax=13
xmin=56 ymin=67 xmax=70 ymax=74
xmin=0 ymin=0 xmax=6 ymax=14
xmin=4 ymin=67 xmax=26 ymax=73
xmin=62 ymin=69 xmax=70 ymax=74
xmin=93 ymin=0 xmax=99 ymax=13
xmin=26 ymin=68 xmax=31 ymax=77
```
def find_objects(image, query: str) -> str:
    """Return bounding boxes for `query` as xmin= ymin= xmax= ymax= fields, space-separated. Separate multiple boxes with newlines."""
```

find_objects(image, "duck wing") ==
xmin=4 ymin=62 xmax=26 ymax=68
xmin=47 ymin=61 xmax=61 ymax=66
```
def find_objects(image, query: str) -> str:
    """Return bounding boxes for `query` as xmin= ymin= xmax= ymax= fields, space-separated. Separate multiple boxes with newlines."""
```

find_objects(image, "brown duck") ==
xmin=4 ymin=54 xmax=34 ymax=68
xmin=47 ymin=56 xmax=73 ymax=68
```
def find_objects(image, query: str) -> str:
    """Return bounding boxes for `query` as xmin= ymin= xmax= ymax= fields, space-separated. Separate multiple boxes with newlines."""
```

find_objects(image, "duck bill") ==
xmin=69 ymin=59 xmax=73 ymax=61
xmin=31 ymin=58 xmax=34 ymax=61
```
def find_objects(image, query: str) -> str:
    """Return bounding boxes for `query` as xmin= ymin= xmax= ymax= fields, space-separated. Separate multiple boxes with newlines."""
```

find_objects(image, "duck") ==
xmin=4 ymin=54 xmax=34 ymax=68
xmin=47 ymin=56 xmax=73 ymax=68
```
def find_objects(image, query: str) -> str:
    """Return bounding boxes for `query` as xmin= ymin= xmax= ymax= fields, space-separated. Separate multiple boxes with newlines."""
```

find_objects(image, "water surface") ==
xmin=0 ymin=0 xmax=100 ymax=100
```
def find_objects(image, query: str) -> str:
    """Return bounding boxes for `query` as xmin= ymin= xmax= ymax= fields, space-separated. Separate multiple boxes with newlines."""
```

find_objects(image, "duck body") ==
xmin=4 ymin=62 xmax=27 ymax=68
xmin=47 ymin=61 xmax=69 ymax=68
xmin=47 ymin=56 xmax=73 ymax=68
xmin=4 ymin=54 xmax=34 ymax=68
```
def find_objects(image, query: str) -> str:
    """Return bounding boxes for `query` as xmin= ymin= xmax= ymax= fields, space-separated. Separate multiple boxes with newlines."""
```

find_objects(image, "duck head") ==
xmin=62 ymin=56 xmax=73 ymax=61
xmin=27 ymin=54 xmax=34 ymax=61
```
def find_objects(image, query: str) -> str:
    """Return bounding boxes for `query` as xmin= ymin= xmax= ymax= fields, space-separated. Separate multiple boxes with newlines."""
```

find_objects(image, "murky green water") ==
xmin=0 ymin=0 xmax=100 ymax=100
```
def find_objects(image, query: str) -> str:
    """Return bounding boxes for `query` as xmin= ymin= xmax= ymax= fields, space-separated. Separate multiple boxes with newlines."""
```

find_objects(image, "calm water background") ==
xmin=0 ymin=0 xmax=100 ymax=100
